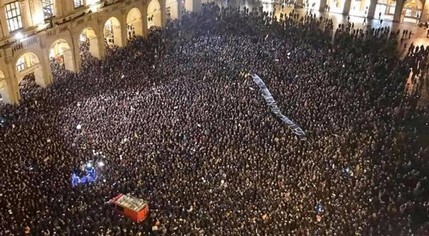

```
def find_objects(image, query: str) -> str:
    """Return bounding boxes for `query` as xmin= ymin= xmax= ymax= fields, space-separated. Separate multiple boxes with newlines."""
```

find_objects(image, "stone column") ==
xmin=0 ymin=77 xmax=19 ymax=104
xmin=367 ymin=0 xmax=377 ymax=19
xmin=185 ymin=0 xmax=202 ymax=12
xmin=0 ymin=6 xmax=9 ymax=38
xmin=54 ymin=0 xmax=65 ymax=18
xmin=34 ymin=52 xmax=53 ymax=88
xmin=6 ymin=60 xmax=21 ymax=104
xmin=141 ymin=6 xmax=148 ymax=37
xmin=420 ymin=0 xmax=429 ymax=22
xmin=116 ymin=22 xmax=127 ymax=47
xmin=393 ymin=0 xmax=404 ymax=22
xmin=160 ymin=0 xmax=168 ymax=27
xmin=343 ymin=0 xmax=352 ymax=15
xmin=319 ymin=0 xmax=327 ymax=12
xmin=95 ymin=33 xmax=106 ymax=59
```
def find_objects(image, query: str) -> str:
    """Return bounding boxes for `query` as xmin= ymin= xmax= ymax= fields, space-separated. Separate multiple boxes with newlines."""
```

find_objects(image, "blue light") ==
xmin=315 ymin=203 xmax=324 ymax=214
xmin=71 ymin=167 xmax=97 ymax=187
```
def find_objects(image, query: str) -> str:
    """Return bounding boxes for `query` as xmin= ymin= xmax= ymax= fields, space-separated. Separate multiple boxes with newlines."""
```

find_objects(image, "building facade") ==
xmin=0 ymin=0 xmax=201 ymax=105
xmin=301 ymin=0 xmax=429 ymax=22
xmin=0 ymin=0 xmax=427 ymax=105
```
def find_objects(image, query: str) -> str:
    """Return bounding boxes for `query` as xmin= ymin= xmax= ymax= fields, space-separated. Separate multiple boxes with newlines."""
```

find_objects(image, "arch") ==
xmin=165 ymin=0 xmax=179 ymax=20
xmin=147 ymin=0 xmax=162 ymax=29
xmin=104 ymin=17 xmax=123 ymax=47
xmin=350 ymin=0 xmax=371 ymax=16
xmin=127 ymin=8 xmax=143 ymax=39
xmin=305 ymin=0 xmax=321 ymax=12
xmin=0 ymin=70 xmax=5 ymax=103
xmin=15 ymin=51 xmax=45 ymax=87
xmin=326 ymin=0 xmax=345 ymax=13
xmin=80 ymin=27 xmax=101 ymax=59
xmin=404 ymin=0 xmax=423 ymax=9
xmin=49 ymin=39 xmax=75 ymax=72
xmin=402 ymin=0 xmax=423 ymax=19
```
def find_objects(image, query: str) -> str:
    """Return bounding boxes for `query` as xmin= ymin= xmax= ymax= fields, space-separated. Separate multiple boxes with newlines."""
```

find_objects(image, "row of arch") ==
xmin=0 ymin=1 xmax=169 ymax=103
xmin=304 ymin=0 xmax=425 ymax=20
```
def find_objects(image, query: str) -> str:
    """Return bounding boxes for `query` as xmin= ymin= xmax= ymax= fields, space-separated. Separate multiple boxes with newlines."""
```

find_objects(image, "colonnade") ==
xmin=0 ymin=0 xmax=202 ymax=105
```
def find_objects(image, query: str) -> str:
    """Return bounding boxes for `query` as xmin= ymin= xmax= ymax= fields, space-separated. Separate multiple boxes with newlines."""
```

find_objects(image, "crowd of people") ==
xmin=1 ymin=3 xmax=429 ymax=235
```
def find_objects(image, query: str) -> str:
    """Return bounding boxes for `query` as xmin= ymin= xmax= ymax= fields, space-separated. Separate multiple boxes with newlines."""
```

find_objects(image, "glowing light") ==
xmin=33 ymin=12 xmax=45 ymax=25
xmin=98 ymin=161 xmax=105 ymax=167
xmin=86 ymin=162 xmax=93 ymax=168
xmin=15 ymin=32 xmax=24 ymax=40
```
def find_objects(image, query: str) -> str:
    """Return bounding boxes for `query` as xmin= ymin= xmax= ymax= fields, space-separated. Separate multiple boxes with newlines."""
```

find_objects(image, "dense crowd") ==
xmin=1 ymin=3 xmax=429 ymax=235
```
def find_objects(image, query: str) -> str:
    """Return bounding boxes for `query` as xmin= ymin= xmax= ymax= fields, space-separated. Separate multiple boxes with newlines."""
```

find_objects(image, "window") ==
xmin=42 ymin=0 xmax=54 ymax=19
xmin=74 ymin=0 xmax=84 ymax=8
xmin=16 ymin=58 xmax=25 ymax=72
xmin=5 ymin=2 xmax=23 ymax=32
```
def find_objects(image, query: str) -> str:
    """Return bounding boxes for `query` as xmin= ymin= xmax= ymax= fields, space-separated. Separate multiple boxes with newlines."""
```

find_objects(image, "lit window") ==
xmin=42 ymin=0 xmax=54 ymax=19
xmin=16 ymin=58 xmax=25 ymax=72
xmin=74 ymin=0 xmax=84 ymax=8
xmin=5 ymin=2 xmax=23 ymax=32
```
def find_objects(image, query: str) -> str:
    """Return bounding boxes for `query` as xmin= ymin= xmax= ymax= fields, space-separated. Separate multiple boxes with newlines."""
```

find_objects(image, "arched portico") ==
xmin=166 ymin=0 xmax=181 ymax=20
xmin=80 ymin=27 xmax=103 ymax=59
xmin=350 ymin=0 xmax=371 ymax=16
xmin=147 ymin=0 xmax=163 ymax=29
xmin=326 ymin=0 xmax=345 ymax=13
xmin=49 ymin=39 xmax=76 ymax=72
xmin=15 ymin=52 xmax=49 ymax=88
xmin=184 ymin=0 xmax=202 ymax=12
xmin=104 ymin=17 xmax=124 ymax=47
xmin=402 ymin=0 xmax=423 ymax=19
xmin=0 ymin=70 xmax=7 ymax=104
xmin=127 ymin=8 xmax=143 ymax=39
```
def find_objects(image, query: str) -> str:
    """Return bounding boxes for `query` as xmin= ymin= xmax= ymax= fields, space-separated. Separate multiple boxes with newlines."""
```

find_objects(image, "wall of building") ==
xmin=0 ymin=0 xmax=202 ymax=105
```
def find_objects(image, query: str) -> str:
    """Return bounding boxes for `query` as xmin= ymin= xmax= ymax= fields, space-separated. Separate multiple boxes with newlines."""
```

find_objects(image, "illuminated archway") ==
xmin=15 ymin=52 xmax=45 ymax=87
xmin=0 ymin=70 xmax=6 ymax=104
xmin=403 ymin=0 xmax=423 ymax=18
xmin=165 ymin=0 xmax=179 ymax=20
xmin=326 ymin=0 xmax=345 ymax=13
xmin=80 ymin=27 xmax=101 ymax=59
xmin=350 ymin=0 xmax=371 ymax=16
xmin=49 ymin=39 xmax=74 ymax=71
xmin=127 ymin=8 xmax=143 ymax=39
xmin=104 ymin=17 xmax=123 ymax=47
xmin=147 ymin=0 xmax=162 ymax=29
xmin=305 ymin=0 xmax=321 ymax=12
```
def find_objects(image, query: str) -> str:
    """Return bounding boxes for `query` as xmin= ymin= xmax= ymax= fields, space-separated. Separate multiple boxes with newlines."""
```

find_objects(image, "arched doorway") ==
xmin=326 ymin=0 xmax=345 ymax=13
xmin=0 ymin=70 xmax=6 ymax=104
xmin=165 ymin=0 xmax=179 ymax=20
xmin=49 ymin=39 xmax=75 ymax=72
xmin=350 ymin=0 xmax=371 ymax=16
xmin=147 ymin=0 xmax=162 ymax=29
xmin=80 ymin=27 xmax=100 ymax=59
xmin=304 ymin=0 xmax=321 ymax=12
xmin=104 ymin=17 xmax=123 ymax=47
xmin=15 ymin=52 xmax=45 ymax=89
xmin=127 ymin=8 xmax=143 ymax=40
xmin=403 ymin=0 xmax=423 ymax=19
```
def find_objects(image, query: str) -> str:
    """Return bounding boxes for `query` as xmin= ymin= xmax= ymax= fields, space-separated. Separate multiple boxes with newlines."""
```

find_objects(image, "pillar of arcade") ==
xmin=367 ymin=0 xmax=377 ymax=19
xmin=4 ymin=61 xmax=21 ymax=104
xmin=0 ymin=77 xmax=19 ymax=105
xmin=36 ymin=52 xmax=53 ymax=88
xmin=393 ymin=0 xmax=405 ymax=22
xmin=319 ymin=0 xmax=327 ymax=12
xmin=343 ymin=0 xmax=352 ymax=15
xmin=185 ymin=0 xmax=202 ymax=13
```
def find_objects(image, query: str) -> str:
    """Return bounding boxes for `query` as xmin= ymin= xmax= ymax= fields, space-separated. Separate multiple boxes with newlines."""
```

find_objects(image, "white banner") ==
xmin=251 ymin=74 xmax=306 ymax=139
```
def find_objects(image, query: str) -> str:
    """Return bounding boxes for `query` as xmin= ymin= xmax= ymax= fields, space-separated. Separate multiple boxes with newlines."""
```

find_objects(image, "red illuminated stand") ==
xmin=109 ymin=194 xmax=149 ymax=222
